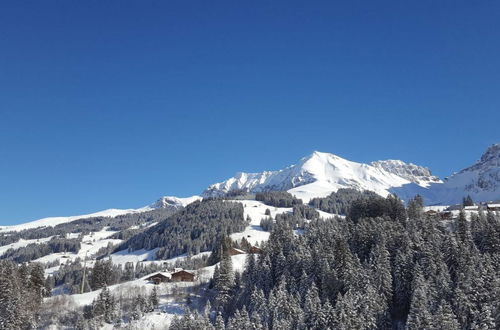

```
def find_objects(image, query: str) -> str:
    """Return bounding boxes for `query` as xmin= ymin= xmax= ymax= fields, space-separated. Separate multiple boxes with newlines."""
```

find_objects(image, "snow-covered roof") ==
xmin=144 ymin=272 xmax=171 ymax=280
xmin=487 ymin=203 xmax=500 ymax=208
xmin=171 ymin=269 xmax=195 ymax=276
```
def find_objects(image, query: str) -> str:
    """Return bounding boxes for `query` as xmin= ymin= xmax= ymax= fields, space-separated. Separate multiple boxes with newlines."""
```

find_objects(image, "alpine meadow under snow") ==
xmin=1 ymin=144 xmax=500 ymax=330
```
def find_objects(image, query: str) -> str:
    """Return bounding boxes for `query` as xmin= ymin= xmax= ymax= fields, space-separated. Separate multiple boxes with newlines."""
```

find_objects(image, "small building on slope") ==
xmin=228 ymin=247 xmax=246 ymax=256
xmin=249 ymin=245 xmax=263 ymax=254
xmin=487 ymin=203 xmax=500 ymax=211
xmin=145 ymin=272 xmax=171 ymax=285
xmin=171 ymin=269 xmax=195 ymax=282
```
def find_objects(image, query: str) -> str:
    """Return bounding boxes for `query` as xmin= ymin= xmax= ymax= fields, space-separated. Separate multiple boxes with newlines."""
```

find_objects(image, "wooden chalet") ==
xmin=228 ymin=247 xmax=246 ymax=256
xmin=249 ymin=245 xmax=263 ymax=254
xmin=487 ymin=203 xmax=500 ymax=211
xmin=171 ymin=270 xmax=195 ymax=282
xmin=440 ymin=211 xmax=454 ymax=220
xmin=145 ymin=272 xmax=171 ymax=285
xmin=446 ymin=204 xmax=462 ymax=211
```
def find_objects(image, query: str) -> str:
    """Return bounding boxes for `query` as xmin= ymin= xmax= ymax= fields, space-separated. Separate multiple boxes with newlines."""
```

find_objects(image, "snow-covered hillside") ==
xmin=0 ymin=208 xmax=152 ymax=233
xmin=428 ymin=144 xmax=500 ymax=204
xmin=0 ymin=195 xmax=200 ymax=233
xmin=229 ymin=200 xmax=292 ymax=245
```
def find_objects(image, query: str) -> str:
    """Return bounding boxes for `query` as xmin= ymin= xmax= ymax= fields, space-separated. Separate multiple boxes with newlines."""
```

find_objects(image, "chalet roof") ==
xmin=230 ymin=247 xmax=246 ymax=254
xmin=171 ymin=269 xmax=194 ymax=275
xmin=487 ymin=203 xmax=500 ymax=208
xmin=144 ymin=272 xmax=171 ymax=280
xmin=464 ymin=206 xmax=479 ymax=210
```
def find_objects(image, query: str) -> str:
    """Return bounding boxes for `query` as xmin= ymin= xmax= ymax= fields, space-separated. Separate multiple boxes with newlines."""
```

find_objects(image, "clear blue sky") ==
xmin=1 ymin=1 xmax=499 ymax=224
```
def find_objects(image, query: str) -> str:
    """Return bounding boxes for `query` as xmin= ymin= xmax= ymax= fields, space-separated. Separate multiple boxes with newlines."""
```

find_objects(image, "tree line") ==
xmin=119 ymin=199 xmax=248 ymax=260
xmin=174 ymin=195 xmax=500 ymax=329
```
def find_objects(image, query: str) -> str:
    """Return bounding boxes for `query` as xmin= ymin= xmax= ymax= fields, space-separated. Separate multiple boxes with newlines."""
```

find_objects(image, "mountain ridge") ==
xmin=204 ymin=150 xmax=435 ymax=202
xmin=204 ymin=145 xmax=500 ymax=205
xmin=3 ymin=144 xmax=499 ymax=230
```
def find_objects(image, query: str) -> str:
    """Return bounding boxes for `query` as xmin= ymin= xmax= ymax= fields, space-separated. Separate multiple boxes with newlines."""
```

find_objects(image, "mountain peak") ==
xmin=204 ymin=150 xmax=413 ymax=200
xmin=150 ymin=196 xmax=201 ymax=209
xmin=303 ymin=150 xmax=342 ymax=162
xmin=480 ymin=143 xmax=500 ymax=163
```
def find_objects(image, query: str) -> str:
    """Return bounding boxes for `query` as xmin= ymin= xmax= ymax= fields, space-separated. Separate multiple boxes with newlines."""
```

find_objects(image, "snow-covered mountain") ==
xmin=204 ymin=151 xmax=433 ymax=202
xmin=428 ymin=144 xmax=500 ymax=204
xmin=204 ymin=146 xmax=500 ymax=205
xmin=149 ymin=195 xmax=202 ymax=209
xmin=4 ymin=144 xmax=499 ymax=232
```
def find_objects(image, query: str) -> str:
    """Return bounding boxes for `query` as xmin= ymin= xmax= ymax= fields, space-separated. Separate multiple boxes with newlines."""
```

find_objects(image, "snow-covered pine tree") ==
xmin=433 ymin=301 xmax=459 ymax=330
xmin=406 ymin=267 xmax=432 ymax=330
xmin=214 ymin=255 xmax=235 ymax=311
xmin=148 ymin=285 xmax=159 ymax=311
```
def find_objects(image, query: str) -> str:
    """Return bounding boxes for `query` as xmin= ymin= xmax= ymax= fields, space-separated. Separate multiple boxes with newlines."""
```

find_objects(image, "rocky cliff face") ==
xmin=371 ymin=160 xmax=441 ymax=186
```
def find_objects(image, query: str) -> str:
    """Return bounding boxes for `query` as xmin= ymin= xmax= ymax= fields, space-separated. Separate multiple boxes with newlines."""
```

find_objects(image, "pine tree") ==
xmin=370 ymin=238 xmax=392 ymax=305
xmin=248 ymin=288 xmax=268 ymax=326
xmin=471 ymin=304 xmax=496 ymax=330
xmin=333 ymin=290 xmax=362 ymax=330
xmin=406 ymin=268 xmax=432 ymax=330
xmin=214 ymin=312 xmax=225 ymax=330
xmin=148 ymin=286 xmax=159 ymax=311
xmin=463 ymin=195 xmax=474 ymax=207
xmin=456 ymin=210 xmax=473 ymax=244
xmin=433 ymin=301 xmax=459 ymax=330
xmin=0 ymin=262 xmax=22 ymax=330
xmin=29 ymin=263 xmax=46 ymax=301
xmin=268 ymin=280 xmax=299 ymax=329
xmin=214 ymin=255 xmax=235 ymax=311
xmin=407 ymin=195 xmax=424 ymax=219
xmin=303 ymin=283 xmax=322 ymax=329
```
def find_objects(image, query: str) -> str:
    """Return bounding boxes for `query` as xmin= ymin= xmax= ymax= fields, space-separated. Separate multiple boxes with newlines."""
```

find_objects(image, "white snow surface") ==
xmin=35 ymin=228 xmax=122 ymax=269
xmin=109 ymin=248 xmax=160 ymax=265
xmin=229 ymin=200 xmax=292 ymax=245
xmin=0 ymin=236 xmax=54 ymax=256
xmin=47 ymin=254 xmax=249 ymax=329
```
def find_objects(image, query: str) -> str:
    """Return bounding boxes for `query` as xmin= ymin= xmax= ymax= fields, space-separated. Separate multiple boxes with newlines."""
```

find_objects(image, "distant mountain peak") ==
xmin=480 ymin=143 xmax=500 ymax=164
xmin=150 ymin=196 xmax=201 ymax=209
